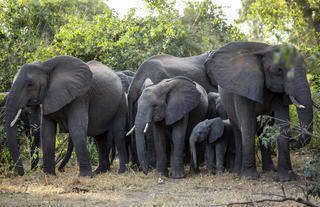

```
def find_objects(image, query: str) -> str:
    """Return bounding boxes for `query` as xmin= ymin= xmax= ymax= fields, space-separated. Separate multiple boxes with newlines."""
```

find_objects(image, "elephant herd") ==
xmin=3 ymin=41 xmax=313 ymax=182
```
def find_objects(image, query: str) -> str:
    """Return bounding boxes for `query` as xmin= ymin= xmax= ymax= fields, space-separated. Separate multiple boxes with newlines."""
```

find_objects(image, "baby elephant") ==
xmin=190 ymin=117 xmax=234 ymax=174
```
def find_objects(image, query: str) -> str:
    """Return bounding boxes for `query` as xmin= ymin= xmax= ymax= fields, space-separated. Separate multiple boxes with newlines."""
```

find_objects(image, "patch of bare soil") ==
xmin=0 ymin=152 xmax=319 ymax=207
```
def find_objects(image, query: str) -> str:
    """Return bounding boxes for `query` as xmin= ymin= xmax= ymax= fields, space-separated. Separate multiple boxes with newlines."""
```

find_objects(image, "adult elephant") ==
xmin=1 ymin=94 xmax=41 ymax=173
xmin=205 ymin=42 xmax=313 ymax=181
xmin=127 ymin=53 xmax=218 ymax=165
xmin=57 ymin=69 xmax=135 ymax=171
xmin=5 ymin=56 xmax=128 ymax=176
xmin=134 ymin=76 xmax=208 ymax=178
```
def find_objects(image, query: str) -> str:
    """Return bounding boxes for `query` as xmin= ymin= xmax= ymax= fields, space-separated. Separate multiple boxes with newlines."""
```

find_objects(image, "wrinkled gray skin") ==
xmin=207 ymin=92 xmax=228 ymax=120
xmin=207 ymin=92 xmax=275 ymax=173
xmin=1 ymin=94 xmax=41 ymax=173
xmin=128 ymin=53 xmax=218 ymax=166
xmin=190 ymin=118 xmax=235 ymax=174
xmin=205 ymin=42 xmax=313 ymax=181
xmin=5 ymin=56 xmax=128 ymax=176
xmin=115 ymin=71 xmax=135 ymax=94
xmin=57 ymin=70 xmax=135 ymax=171
xmin=135 ymin=76 xmax=208 ymax=179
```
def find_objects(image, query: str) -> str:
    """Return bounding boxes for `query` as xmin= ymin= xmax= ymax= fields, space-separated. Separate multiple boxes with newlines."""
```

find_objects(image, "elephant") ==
xmin=127 ymin=52 xmax=218 ymax=166
xmin=208 ymin=92 xmax=276 ymax=173
xmin=205 ymin=42 xmax=313 ymax=181
xmin=5 ymin=56 xmax=128 ymax=176
xmin=115 ymin=71 xmax=135 ymax=93
xmin=57 ymin=69 xmax=135 ymax=171
xmin=207 ymin=92 xmax=228 ymax=120
xmin=189 ymin=117 xmax=235 ymax=174
xmin=134 ymin=76 xmax=208 ymax=178
xmin=0 ymin=94 xmax=41 ymax=171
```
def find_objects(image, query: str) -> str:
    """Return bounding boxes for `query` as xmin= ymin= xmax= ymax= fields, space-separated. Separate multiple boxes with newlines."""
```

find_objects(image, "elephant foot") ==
xmin=206 ymin=168 xmax=213 ymax=175
xmin=78 ymin=170 xmax=93 ymax=177
xmin=216 ymin=167 xmax=225 ymax=174
xmin=262 ymin=163 xmax=277 ymax=172
xmin=170 ymin=167 xmax=185 ymax=179
xmin=43 ymin=167 xmax=56 ymax=176
xmin=276 ymin=170 xmax=297 ymax=182
xmin=241 ymin=168 xmax=259 ymax=180
xmin=93 ymin=165 xmax=110 ymax=175
xmin=118 ymin=167 xmax=128 ymax=174
xmin=16 ymin=166 xmax=25 ymax=176
xmin=189 ymin=165 xmax=200 ymax=174
xmin=231 ymin=165 xmax=241 ymax=175
xmin=156 ymin=168 xmax=169 ymax=177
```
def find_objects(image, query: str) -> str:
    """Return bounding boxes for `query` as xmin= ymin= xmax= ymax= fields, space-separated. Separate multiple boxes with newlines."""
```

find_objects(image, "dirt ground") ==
xmin=0 ymin=152 xmax=319 ymax=207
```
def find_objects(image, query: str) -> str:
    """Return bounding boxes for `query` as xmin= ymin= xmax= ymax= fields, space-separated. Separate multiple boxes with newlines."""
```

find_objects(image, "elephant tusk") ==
xmin=10 ymin=108 xmax=22 ymax=127
xmin=143 ymin=123 xmax=149 ymax=134
xmin=289 ymin=96 xmax=305 ymax=109
xmin=126 ymin=125 xmax=135 ymax=136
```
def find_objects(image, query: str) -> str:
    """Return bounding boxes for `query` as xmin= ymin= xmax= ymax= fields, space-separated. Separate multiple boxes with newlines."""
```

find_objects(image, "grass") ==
xmin=0 ymin=152 xmax=319 ymax=207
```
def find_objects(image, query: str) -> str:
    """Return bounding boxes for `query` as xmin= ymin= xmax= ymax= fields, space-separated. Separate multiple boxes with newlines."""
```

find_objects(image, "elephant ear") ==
xmin=208 ymin=117 xmax=225 ymax=143
xmin=165 ymin=76 xmax=201 ymax=125
xmin=142 ymin=78 xmax=154 ymax=90
xmin=206 ymin=42 xmax=269 ymax=104
xmin=42 ymin=56 xmax=92 ymax=115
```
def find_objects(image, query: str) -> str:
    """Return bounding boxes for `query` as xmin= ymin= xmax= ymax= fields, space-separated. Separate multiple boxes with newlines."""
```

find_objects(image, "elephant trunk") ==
xmin=289 ymin=62 xmax=313 ymax=148
xmin=189 ymin=136 xmax=198 ymax=169
xmin=4 ymin=94 xmax=24 ymax=175
xmin=135 ymin=103 xmax=152 ymax=174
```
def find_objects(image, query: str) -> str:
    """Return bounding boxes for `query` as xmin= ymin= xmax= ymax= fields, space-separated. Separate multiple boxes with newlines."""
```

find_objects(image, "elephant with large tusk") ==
xmin=205 ymin=42 xmax=313 ymax=181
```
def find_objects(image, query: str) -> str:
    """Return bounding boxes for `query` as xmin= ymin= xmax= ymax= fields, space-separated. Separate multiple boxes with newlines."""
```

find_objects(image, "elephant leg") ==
xmin=274 ymin=105 xmax=296 ymax=181
xmin=206 ymin=143 xmax=215 ymax=174
xmin=170 ymin=115 xmax=188 ymax=179
xmin=41 ymin=116 xmax=57 ymax=175
xmin=215 ymin=139 xmax=228 ymax=174
xmin=146 ymin=127 xmax=157 ymax=169
xmin=30 ymin=129 xmax=40 ymax=170
xmin=58 ymin=136 xmax=73 ymax=172
xmin=154 ymin=123 xmax=168 ymax=177
xmin=259 ymin=139 xmax=276 ymax=172
xmin=230 ymin=120 xmax=242 ymax=174
xmin=113 ymin=95 xmax=129 ymax=174
xmin=234 ymin=97 xmax=258 ymax=179
xmin=67 ymin=102 xmax=92 ymax=177
xmin=93 ymin=133 xmax=110 ymax=175
xmin=106 ymin=133 xmax=115 ymax=165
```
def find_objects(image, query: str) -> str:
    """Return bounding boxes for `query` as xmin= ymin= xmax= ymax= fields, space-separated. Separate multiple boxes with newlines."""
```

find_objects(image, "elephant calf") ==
xmin=190 ymin=117 xmax=235 ymax=174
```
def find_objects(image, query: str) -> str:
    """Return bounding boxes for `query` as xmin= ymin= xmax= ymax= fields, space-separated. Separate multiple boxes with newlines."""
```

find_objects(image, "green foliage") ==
xmin=256 ymin=116 xmax=279 ymax=155
xmin=0 ymin=0 xmax=245 ymax=175
xmin=239 ymin=0 xmax=320 ymax=47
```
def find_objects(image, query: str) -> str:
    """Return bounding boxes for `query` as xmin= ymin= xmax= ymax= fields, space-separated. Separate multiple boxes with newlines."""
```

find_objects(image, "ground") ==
xmin=0 ymin=152 xmax=319 ymax=207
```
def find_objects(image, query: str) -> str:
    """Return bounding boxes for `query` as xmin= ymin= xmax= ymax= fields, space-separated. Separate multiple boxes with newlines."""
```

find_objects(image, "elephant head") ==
xmin=205 ymin=42 xmax=313 ymax=148
xmin=134 ymin=76 xmax=201 ymax=174
xmin=189 ymin=118 xmax=224 ymax=168
xmin=5 ymin=56 xmax=92 ymax=175
xmin=207 ymin=92 xmax=228 ymax=120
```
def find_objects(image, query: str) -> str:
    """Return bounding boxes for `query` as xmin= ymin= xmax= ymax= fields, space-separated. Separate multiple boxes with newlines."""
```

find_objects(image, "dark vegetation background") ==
xmin=0 ymin=0 xmax=319 ymax=196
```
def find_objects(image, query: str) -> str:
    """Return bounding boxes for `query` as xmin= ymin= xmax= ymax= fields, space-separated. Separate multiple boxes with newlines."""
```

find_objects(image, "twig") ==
xmin=212 ymin=197 xmax=318 ymax=207
xmin=212 ymin=184 xmax=319 ymax=207
xmin=265 ymin=115 xmax=320 ymax=139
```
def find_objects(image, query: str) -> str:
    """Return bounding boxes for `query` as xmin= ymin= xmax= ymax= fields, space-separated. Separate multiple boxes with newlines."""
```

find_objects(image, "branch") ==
xmin=212 ymin=184 xmax=319 ymax=207
xmin=265 ymin=115 xmax=320 ymax=139
xmin=212 ymin=197 xmax=318 ymax=207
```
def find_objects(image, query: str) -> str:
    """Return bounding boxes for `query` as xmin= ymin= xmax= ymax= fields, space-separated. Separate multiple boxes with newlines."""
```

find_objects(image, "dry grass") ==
xmin=0 ymin=152 xmax=319 ymax=207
